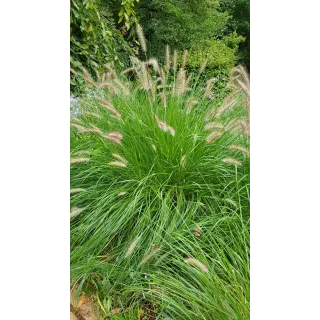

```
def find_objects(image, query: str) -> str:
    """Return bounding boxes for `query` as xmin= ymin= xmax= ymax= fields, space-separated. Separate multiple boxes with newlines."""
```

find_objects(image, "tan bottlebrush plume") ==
xmin=226 ymin=119 xmax=249 ymax=136
xmin=229 ymin=145 xmax=249 ymax=156
xmin=98 ymin=98 xmax=121 ymax=120
xmin=118 ymin=191 xmax=127 ymax=197
xmin=205 ymin=108 xmax=217 ymax=122
xmin=125 ymin=237 xmax=140 ymax=258
xmin=70 ymin=158 xmax=90 ymax=164
xmin=139 ymin=63 xmax=151 ymax=90
xmin=108 ymin=161 xmax=127 ymax=168
xmin=180 ymin=154 xmax=187 ymax=167
xmin=89 ymin=124 xmax=103 ymax=133
xmin=71 ymin=122 xmax=85 ymax=131
xmin=236 ymin=78 xmax=250 ymax=97
xmin=159 ymin=67 xmax=166 ymax=85
xmin=113 ymin=78 xmax=130 ymax=96
xmin=186 ymin=98 xmax=198 ymax=114
xmin=70 ymin=188 xmax=85 ymax=194
xmin=104 ymin=64 xmax=118 ymax=79
xmin=173 ymin=49 xmax=178 ymax=73
xmin=136 ymin=24 xmax=147 ymax=54
xmin=102 ymin=131 xmax=123 ymax=144
xmin=232 ymin=65 xmax=250 ymax=87
xmin=204 ymin=122 xmax=224 ymax=131
xmin=155 ymin=116 xmax=175 ymax=136
xmin=138 ymin=248 xmax=160 ymax=266
xmin=101 ymin=72 xmax=106 ymax=82
xmin=223 ymin=158 xmax=242 ymax=166
xmin=182 ymin=50 xmax=188 ymax=69
xmin=206 ymin=131 xmax=223 ymax=144
xmin=97 ymin=81 xmax=114 ymax=90
xmin=146 ymin=58 xmax=160 ymax=74
xmin=120 ymin=67 xmax=137 ymax=76
xmin=203 ymin=78 xmax=215 ymax=98
xmin=225 ymin=198 xmax=238 ymax=208
xmin=216 ymin=98 xmax=238 ymax=118
xmin=70 ymin=67 xmax=78 ymax=75
xmin=239 ymin=119 xmax=250 ymax=136
xmin=82 ymin=67 xmax=98 ymax=87
xmin=184 ymin=257 xmax=208 ymax=273
xmin=95 ymin=70 xmax=101 ymax=82
xmin=165 ymin=45 xmax=170 ymax=70
xmin=70 ymin=207 xmax=84 ymax=218
xmin=70 ymin=117 xmax=82 ymax=124
xmin=176 ymin=68 xmax=187 ymax=95
xmin=73 ymin=150 xmax=91 ymax=156
xmin=199 ymin=59 xmax=208 ymax=75
xmin=112 ymin=153 xmax=127 ymax=164
xmin=84 ymin=111 xmax=102 ymax=119
xmin=194 ymin=227 xmax=202 ymax=237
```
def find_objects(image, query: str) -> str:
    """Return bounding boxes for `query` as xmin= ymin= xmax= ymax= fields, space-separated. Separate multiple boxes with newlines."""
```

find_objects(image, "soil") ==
xmin=70 ymin=288 xmax=99 ymax=320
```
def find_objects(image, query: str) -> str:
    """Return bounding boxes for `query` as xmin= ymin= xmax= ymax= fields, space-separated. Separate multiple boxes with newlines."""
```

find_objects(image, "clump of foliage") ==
xmin=70 ymin=36 xmax=250 ymax=319
xmin=70 ymin=0 xmax=135 ymax=93
xmin=219 ymin=0 xmax=250 ymax=68
xmin=135 ymin=0 xmax=244 ymax=87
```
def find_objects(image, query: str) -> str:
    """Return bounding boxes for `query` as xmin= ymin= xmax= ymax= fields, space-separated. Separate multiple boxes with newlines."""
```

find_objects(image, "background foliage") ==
xmin=70 ymin=0 xmax=249 ymax=93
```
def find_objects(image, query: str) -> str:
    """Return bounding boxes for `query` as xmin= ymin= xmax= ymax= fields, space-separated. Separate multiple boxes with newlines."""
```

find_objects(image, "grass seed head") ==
xmin=102 ymin=131 xmax=123 ymax=144
xmin=186 ymin=98 xmax=198 ymax=114
xmin=206 ymin=131 xmax=223 ymax=144
xmin=70 ymin=158 xmax=90 ymax=164
xmin=155 ymin=116 xmax=175 ymax=136
xmin=70 ymin=188 xmax=85 ymax=194
xmin=204 ymin=122 xmax=224 ymax=131
xmin=223 ymin=158 xmax=242 ymax=166
xmin=125 ymin=237 xmax=140 ymax=258
xmin=112 ymin=153 xmax=128 ymax=164
xmin=70 ymin=207 xmax=84 ymax=218
xmin=229 ymin=145 xmax=249 ymax=156
xmin=108 ymin=161 xmax=127 ymax=168
xmin=184 ymin=258 xmax=208 ymax=273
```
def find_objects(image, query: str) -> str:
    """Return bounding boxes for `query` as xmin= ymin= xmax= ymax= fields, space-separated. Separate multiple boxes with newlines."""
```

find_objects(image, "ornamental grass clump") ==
xmin=70 ymin=34 xmax=250 ymax=319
